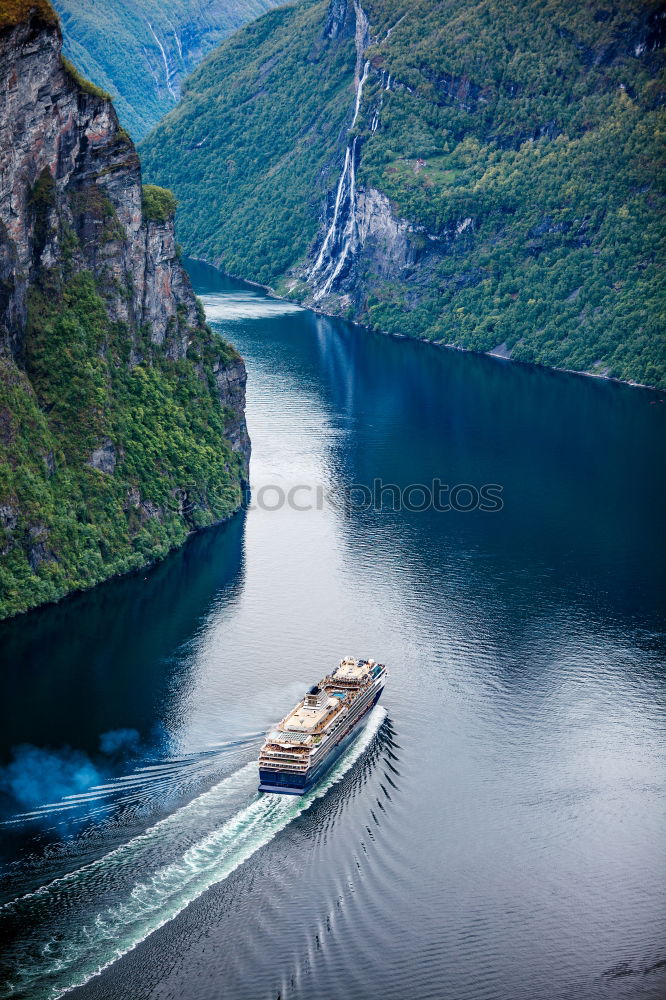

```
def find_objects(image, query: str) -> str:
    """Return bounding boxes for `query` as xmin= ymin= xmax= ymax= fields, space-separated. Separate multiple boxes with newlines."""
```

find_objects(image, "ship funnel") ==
xmin=303 ymin=685 xmax=328 ymax=709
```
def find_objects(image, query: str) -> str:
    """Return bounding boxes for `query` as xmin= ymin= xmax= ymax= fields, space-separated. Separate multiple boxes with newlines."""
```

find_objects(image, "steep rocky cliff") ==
xmin=0 ymin=0 xmax=249 ymax=619
xmin=141 ymin=0 xmax=665 ymax=388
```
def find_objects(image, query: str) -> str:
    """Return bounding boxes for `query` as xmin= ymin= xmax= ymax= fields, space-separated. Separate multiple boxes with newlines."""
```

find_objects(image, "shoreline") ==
xmin=0 ymin=500 xmax=248 ymax=625
xmin=189 ymin=256 xmax=663 ymax=396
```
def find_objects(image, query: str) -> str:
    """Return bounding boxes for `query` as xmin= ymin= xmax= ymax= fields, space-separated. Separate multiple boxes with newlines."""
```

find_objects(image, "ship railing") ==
xmin=261 ymin=752 xmax=308 ymax=760
xmin=261 ymin=763 xmax=309 ymax=773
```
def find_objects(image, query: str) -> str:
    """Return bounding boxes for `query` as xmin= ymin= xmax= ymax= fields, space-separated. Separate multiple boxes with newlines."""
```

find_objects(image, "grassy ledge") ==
xmin=61 ymin=54 xmax=111 ymax=100
xmin=0 ymin=0 xmax=58 ymax=32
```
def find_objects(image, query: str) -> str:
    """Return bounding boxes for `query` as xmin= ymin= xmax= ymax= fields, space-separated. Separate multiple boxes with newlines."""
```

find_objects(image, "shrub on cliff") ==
xmin=142 ymin=184 xmax=178 ymax=223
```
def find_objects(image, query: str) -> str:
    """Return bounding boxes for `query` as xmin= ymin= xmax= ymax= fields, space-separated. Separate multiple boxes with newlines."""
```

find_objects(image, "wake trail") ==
xmin=2 ymin=734 xmax=263 ymax=825
xmin=1 ymin=708 xmax=386 ymax=1000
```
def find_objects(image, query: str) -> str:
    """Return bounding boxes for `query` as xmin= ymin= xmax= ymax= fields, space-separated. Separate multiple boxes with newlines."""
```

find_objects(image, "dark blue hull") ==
xmin=259 ymin=688 xmax=382 ymax=795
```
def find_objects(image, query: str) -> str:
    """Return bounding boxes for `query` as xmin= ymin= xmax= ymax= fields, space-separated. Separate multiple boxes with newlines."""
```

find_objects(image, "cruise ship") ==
xmin=259 ymin=657 xmax=387 ymax=794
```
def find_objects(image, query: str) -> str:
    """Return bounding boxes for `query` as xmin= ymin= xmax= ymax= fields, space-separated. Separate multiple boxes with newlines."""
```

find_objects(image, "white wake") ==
xmin=2 ymin=707 xmax=386 ymax=1000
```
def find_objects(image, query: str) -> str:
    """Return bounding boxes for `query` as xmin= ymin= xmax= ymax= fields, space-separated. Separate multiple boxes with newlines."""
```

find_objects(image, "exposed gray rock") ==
xmin=141 ymin=499 xmax=161 ymax=519
xmin=323 ymin=0 xmax=349 ymax=40
xmin=488 ymin=342 xmax=513 ymax=359
xmin=0 ymin=13 xmax=197 ymax=360
xmin=28 ymin=524 xmax=51 ymax=570
xmin=355 ymin=187 xmax=414 ymax=278
xmin=43 ymin=450 xmax=56 ymax=477
xmin=123 ymin=486 xmax=141 ymax=510
xmin=304 ymin=176 xmax=478 ymax=312
xmin=87 ymin=438 xmax=117 ymax=474
xmin=214 ymin=356 xmax=251 ymax=479
xmin=425 ymin=69 xmax=483 ymax=112
xmin=0 ymin=502 xmax=18 ymax=533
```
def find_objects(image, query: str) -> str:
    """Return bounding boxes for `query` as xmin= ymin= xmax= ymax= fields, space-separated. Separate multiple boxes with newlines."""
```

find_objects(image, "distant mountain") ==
xmin=141 ymin=0 xmax=666 ymax=388
xmin=53 ymin=0 xmax=283 ymax=138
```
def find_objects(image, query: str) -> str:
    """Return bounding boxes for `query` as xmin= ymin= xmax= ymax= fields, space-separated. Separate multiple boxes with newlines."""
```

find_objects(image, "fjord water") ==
xmin=1 ymin=261 xmax=665 ymax=1000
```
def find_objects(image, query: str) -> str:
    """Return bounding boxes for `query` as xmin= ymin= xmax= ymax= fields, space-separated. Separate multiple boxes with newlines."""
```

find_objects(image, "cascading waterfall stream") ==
xmin=309 ymin=2 xmax=371 ymax=301
xmin=352 ymin=58 xmax=370 ymax=127
xmin=146 ymin=21 xmax=177 ymax=100
xmin=309 ymin=144 xmax=354 ymax=280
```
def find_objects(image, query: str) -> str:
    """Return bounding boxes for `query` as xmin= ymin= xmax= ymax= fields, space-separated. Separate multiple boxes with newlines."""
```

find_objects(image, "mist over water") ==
xmin=1 ymin=261 xmax=665 ymax=1000
xmin=1 ymin=711 xmax=387 ymax=1000
xmin=200 ymin=290 xmax=303 ymax=321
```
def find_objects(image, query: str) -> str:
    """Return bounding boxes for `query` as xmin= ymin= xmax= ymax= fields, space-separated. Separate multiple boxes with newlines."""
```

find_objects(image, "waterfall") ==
xmin=310 ymin=144 xmax=354 ymax=278
xmin=352 ymin=59 xmax=370 ymax=127
xmin=353 ymin=0 xmax=370 ymax=78
xmin=165 ymin=16 xmax=184 ymax=63
xmin=312 ymin=137 xmax=360 ymax=299
xmin=309 ymin=97 xmax=367 ymax=301
xmin=309 ymin=1 xmax=371 ymax=300
xmin=147 ymin=21 xmax=176 ymax=100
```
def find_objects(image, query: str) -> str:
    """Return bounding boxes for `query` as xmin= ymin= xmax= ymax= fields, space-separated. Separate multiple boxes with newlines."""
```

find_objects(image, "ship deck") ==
xmin=283 ymin=700 xmax=337 ymax=732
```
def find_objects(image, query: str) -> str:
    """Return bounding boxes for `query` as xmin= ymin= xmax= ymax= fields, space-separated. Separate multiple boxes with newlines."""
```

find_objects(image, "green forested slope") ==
xmin=141 ymin=0 xmax=666 ymax=387
xmin=142 ymin=2 xmax=358 ymax=282
xmin=0 ymin=276 xmax=244 ymax=619
xmin=53 ymin=0 xmax=282 ymax=137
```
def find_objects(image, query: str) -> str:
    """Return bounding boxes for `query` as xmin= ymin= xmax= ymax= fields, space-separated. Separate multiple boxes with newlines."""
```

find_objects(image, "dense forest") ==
xmin=0 ymin=276 xmax=244 ymax=619
xmin=53 ymin=0 xmax=282 ymax=137
xmin=141 ymin=0 xmax=666 ymax=388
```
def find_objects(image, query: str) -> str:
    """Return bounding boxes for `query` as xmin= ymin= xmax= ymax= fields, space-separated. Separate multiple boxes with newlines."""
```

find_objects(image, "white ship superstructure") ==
xmin=258 ymin=657 xmax=387 ymax=794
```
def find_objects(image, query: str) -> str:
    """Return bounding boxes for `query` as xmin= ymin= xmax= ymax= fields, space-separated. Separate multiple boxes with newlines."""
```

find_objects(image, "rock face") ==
xmin=0 ymin=2 xmax=249 ymax=620
xmin=214 ymin=356 xmax=252 ymax=462
xmin=354 ymin=187 xmax=414 ymax=279
xmin=323 ymin=0 xmax=351 ymax=40
xmin=87 ymin=438 xmax=117 ymax=475
xmin=320 ymin=183 xmax=476 ymax=309
xmin=0 ymin=9 xmax=198 ymax=360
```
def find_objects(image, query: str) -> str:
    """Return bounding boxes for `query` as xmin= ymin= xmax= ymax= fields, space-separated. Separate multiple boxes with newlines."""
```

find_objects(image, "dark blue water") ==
xmin=1 ymin=260 xmax=665 ymax=1000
